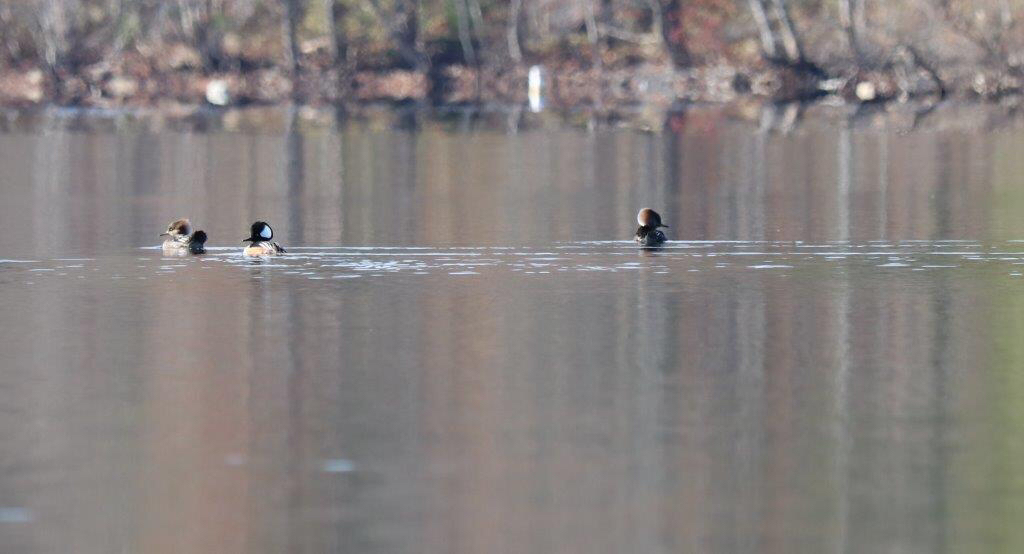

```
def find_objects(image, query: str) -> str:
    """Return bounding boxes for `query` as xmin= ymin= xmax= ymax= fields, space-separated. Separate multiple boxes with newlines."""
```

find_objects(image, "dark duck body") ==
xmin=187 ymin=230 xmax=208 ymax=254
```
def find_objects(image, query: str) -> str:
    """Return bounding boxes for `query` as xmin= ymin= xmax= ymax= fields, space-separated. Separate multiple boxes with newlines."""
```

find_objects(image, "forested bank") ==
xmin=0 ymin=0 xmax=1020 ymax=108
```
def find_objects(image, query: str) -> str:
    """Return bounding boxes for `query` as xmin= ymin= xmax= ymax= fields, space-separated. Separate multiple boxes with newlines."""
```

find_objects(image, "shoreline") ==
xmin=0 ymin=57 xmax=1012 ymax=112
xmin=3 ymin=96 xmax=1023 ymax=137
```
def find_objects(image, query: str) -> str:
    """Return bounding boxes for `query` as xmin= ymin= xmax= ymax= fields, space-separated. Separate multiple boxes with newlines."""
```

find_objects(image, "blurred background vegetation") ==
xmin=0 ymin=0 xmax=1023 ymax=105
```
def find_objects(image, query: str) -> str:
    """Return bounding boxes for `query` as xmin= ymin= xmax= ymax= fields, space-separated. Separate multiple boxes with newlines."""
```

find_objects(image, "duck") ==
xmin=242 ymin=221 xmax=286 ymax=256
xmin=161 ymin=219 xmax=207 ymax=255
xmin=634 ymin=208 xmax=668 ymax=247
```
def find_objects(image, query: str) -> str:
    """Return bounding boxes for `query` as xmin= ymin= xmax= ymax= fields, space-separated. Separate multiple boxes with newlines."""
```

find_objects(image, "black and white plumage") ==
xmin=242 ymin=221 xmax=286 ymax=256
xmin=634 ymin=208 xmax=668 ymax=247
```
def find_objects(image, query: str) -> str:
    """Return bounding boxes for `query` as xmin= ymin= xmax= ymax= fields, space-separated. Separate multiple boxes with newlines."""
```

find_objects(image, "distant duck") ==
xmin=242 ymin=221 xmax=286 ymax=256
xmin=634 ymin=208 xmax=668 ymax=247
xmin=161 ymin=219 xmax=207 ymax=255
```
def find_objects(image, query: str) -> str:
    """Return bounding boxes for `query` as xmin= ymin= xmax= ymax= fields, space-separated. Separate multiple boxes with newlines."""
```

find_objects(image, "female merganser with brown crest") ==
xmin=161 ymin=219 xmax=207 ymax=255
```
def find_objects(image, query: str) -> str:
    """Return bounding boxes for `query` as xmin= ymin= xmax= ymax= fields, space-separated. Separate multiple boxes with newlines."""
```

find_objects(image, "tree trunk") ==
xmin=658 ymin=0 xmax=691 ymax=67
xmin=395 ymin=0 xmax=426 ymax=71
xmin=600 ymin=0 xmax=614 ymax=28
xmin=201 ymin=0 xmax=224 ymax=68
xmin=324 ymin=0 xmax=347 ymax=66
xmin=454 ymin=0 xmax=476 ymax=65
xmin=838 ymin=0 xmax=857 ymax=60
xmin=581 ymin=0 xmax=601 ymax=69
xmin=506 ymin=0 xmax=524 ymax=63
xmin=282 ymin=0 xmax=302 ymax=74
xmin=467 ymin=0 xmax=484 ymax=59
xmin=36 ymin=0 xmax=70 ymax=70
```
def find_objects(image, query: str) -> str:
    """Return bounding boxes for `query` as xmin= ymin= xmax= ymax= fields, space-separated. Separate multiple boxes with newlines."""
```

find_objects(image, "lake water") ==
xmin=3 ymin=103 xmax=1024 ymax=552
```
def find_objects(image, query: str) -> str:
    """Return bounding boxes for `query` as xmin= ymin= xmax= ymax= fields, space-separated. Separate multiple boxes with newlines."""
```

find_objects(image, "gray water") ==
xmin=3 ymin=104 xmax=1024 ymax=553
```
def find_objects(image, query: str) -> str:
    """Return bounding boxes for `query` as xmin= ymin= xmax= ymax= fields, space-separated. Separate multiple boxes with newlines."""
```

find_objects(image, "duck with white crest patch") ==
xmin=242 ymin=221 xmax=286 ymax=256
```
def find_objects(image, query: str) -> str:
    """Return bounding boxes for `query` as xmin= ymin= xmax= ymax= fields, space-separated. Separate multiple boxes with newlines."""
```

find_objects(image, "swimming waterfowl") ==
xmin=161 ymin=219 xmax=207 ymax=254
xmin=634 ymin=208 xmax=668 ymax=247
xmin=242 ymin=221 xmax=286 ymax=256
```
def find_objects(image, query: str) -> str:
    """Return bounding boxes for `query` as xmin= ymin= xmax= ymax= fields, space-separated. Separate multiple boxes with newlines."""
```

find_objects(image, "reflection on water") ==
xmin=3 ymin=105 xmax=1024 ymax=552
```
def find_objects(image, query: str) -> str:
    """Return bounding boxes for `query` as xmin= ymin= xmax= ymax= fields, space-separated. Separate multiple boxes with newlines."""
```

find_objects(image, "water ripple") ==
xmin=7 ymin=241 xmax=1024 ymax=284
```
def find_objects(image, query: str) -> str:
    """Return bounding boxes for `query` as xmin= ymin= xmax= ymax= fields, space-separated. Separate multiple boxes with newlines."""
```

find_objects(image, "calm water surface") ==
xmin=3 ymin=106 xmax=1024 ymax=553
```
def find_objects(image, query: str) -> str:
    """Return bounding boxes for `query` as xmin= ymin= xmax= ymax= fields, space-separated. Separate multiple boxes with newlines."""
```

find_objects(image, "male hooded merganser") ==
xmin=242 ymin=221 xmax=286 ymax=256
xmin=161 ymin=219 xmax=208 ymax=254
xmin=634 ymin=208 xmax=668 ymax=247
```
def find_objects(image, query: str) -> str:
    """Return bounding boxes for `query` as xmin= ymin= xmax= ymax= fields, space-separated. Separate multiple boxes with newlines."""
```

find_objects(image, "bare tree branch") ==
xmin=768 ymin=0 xmax=803 ymax=63
xmin=748 ymin=0 xmax=778 ymax=61
xmin=902 ymin=43 xmax=947 ymax=98
xmin=598 ymin=24 xmax=661 ymax=46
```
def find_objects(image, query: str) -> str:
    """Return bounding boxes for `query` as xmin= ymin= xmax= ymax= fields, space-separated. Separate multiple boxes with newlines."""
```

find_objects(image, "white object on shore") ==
xmin=528 ymin=65 xmax=544 ymax=112
xmin=205 ymin=79 xmax=230 ymax=106
xmin=855 ymin=81 xmax=876 ymax=102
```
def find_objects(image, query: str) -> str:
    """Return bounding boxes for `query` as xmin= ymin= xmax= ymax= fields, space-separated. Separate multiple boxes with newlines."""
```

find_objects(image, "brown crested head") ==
xmin=162 ymin=218 xmax=192 ymax=237
xmin=637 ymin=208 xmax=666 ymax=228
